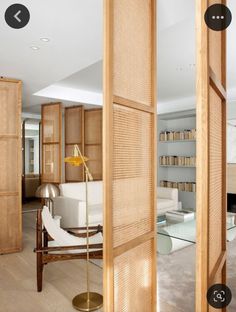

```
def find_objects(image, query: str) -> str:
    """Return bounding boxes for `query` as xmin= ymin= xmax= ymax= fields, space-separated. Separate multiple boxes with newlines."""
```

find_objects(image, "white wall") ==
xmin=34 ymin=136 xmax=39 ymax=174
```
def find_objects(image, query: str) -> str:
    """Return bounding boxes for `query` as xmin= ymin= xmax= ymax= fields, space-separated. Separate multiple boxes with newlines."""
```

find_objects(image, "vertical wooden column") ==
xmin=103 ymin=0 xmax=157 ymax=311
xmin=84 ymin=109 xmax=102 ymax=181
xmin=41 ymin=103 xmax=62 ymax=184
xmin=196 ymin=1 xmax=227 ymax=311
xmin=65 ymin=106 xmax=84 ymax=182
xmin=0 ymin=78 xmax=22 ymax=254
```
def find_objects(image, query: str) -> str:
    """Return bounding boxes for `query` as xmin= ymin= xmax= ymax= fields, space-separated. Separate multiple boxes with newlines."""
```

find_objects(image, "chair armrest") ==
xmin=67 ymin=225 xmax=103 ymax=237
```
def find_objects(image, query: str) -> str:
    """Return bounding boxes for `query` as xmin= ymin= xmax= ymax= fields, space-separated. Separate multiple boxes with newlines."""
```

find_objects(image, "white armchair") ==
xmin=157 ymin=187 xmax=179 ymax=216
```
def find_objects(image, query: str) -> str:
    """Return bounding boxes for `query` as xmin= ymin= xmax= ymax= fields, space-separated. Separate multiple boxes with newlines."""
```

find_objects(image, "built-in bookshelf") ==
xmin=158 ymin=112 xmax=196 ymax=210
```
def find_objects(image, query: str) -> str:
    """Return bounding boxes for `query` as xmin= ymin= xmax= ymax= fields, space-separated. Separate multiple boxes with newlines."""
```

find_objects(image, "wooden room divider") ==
xmin=0 ymin=78 xmax=22 ymax=254
xmin=103 ymin=0 xmax=157 ymax=311
xmin=196 ymin=1 xmax=227 ymax=311
xmin=41 ymin=103 xmax=62 ymax=184
xmin=65 ymin=106 xmax=102 ymax=182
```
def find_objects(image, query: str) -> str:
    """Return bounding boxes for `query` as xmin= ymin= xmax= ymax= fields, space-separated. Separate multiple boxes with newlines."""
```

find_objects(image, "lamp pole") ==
xmin=70 ymin=145 xmax=103 ymax=312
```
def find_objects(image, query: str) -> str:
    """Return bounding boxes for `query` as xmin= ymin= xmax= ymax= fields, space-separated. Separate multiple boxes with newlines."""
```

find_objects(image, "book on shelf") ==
xmin=159 ymin=129 xmax=196 ymax=142
xmin=160 ymin=180 xmax=196 ymax=192
xmin=166 ymin=210 xmax=195 ymax=222
xmin=159 ymin=155 xmax=196 ymax=167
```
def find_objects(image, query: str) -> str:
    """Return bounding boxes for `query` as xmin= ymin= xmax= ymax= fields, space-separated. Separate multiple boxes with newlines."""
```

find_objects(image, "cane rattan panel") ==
xmin=208 ymin=87 xmax=223 ymax=272
xmin=84 ymin=110 xmax=102 ymax=145
xmin=65 ymin=106 xmax=83 ymax=144
xmin=0 ymin=84 xmax=18 ymax=135
xmin=84 ymin=109 xmax=102 ymax=180
xmin=43 ymin=144 xmax=61 ymax=183
xmin=0 ymin=79 xmax=22 ymax=254
xmin=42 ymin=103 xmax=62 ymax=183
xmin=0 ymin=196 xmax=20 ymax=252
xmin=84 ymin=145 xmax=102 ymax=181
xmin=113 ymin=0 xmax=152 ymax=106
xmin=113 ymin=105 xmax=153 ymax=247
xmin=209 ymin=0 xmax=222 ymax=80
xmin=0 ymin=139 xmax=19 ymax=192
xmin=42 ymin=104 xmax=61 ymax=143
xmin=65 ymin=144 xmax=83 ymax=182
xmin=114 ymin=240 xmax=153 ymax=312
xmin=65 ymin=106 xmax=84 ymax=182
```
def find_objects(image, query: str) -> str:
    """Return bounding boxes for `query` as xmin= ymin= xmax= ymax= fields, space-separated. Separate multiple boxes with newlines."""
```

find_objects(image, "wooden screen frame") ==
xmin=0 ymin=77 xmax=22 ymax=254
xmin=196 ymin=1 xmax=227 ymax=311
xmin=41 ymin=103 xmax=62 ymax=184
xmin=65 ymin=105 xmax=84 ymax=182
xmin=103 ymin=0 xmax=157 ymax=311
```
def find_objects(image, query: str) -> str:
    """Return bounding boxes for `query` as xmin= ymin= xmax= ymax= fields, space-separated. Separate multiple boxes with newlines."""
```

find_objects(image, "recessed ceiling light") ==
xmin=40 ymin=38 xmax=50 ymax=42
xmin=31 ymin=46 xmax=40 ymax=51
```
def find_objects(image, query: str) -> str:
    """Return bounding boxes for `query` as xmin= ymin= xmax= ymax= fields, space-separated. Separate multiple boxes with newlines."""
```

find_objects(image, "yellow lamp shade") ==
xmin=65 ymin=156 xmax=89 ymax=167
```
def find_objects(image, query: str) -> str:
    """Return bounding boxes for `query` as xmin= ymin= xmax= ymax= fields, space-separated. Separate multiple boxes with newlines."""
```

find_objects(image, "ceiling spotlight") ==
xmin=40 ymin=38 xmax=50 ymax=42
xmin=31 ymin=46 xmax=40 ymax=50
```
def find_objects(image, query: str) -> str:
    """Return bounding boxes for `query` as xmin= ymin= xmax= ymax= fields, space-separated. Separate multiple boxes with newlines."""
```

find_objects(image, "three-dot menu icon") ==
xmin=205 ymin=4 xmax=232 ymax=31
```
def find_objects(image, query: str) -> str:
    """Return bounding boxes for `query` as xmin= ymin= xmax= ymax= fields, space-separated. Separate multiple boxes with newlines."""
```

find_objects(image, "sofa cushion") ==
xmin=158 ymin=198 xmax=175 ymax=210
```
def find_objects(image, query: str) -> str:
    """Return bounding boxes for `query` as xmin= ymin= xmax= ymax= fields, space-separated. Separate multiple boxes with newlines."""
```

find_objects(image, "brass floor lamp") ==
xmin=65 ymin=145 xmax=103 ymax=312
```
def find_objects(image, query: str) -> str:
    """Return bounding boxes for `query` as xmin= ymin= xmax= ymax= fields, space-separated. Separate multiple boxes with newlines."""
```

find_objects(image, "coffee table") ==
xmin=157 ymin=212 xmax=236 ymax=254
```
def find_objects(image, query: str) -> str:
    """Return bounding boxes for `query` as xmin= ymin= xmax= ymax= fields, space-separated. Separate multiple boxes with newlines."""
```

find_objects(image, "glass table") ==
xmin=157 ymin=212 xmax=236 ymax=254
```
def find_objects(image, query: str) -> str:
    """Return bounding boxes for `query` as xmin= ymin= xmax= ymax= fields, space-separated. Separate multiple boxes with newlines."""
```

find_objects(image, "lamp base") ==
xmin=72 ymin=292 xmax=103 ymax=312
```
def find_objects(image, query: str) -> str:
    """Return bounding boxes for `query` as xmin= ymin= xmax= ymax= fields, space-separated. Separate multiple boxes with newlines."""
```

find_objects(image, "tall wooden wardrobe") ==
xmin=0 ymin=78 xmax=22 ymax=254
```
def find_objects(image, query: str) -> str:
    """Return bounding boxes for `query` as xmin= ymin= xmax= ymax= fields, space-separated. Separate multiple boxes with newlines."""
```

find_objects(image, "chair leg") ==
xmin=36 ymin=208 xmax=43 ymax=292
xmin=37 ymin=253 xmax=43 ymax=292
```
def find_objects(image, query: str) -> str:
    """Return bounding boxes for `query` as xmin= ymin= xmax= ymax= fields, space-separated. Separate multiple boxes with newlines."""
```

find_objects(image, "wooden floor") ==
xmin=0 ymin=206 xmax=103 ymax=312
xmin=0 ymin=202 xmax=185 ymax=312
xmin=2 ymin=202 xmax=234 ymax=311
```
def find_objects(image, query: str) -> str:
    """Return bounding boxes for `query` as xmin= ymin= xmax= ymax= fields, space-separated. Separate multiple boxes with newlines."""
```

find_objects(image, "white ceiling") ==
xmin=0 ymin=0 xmax=236 ymax=117
xmin=0 ymin=0 xmax=103 ymax=112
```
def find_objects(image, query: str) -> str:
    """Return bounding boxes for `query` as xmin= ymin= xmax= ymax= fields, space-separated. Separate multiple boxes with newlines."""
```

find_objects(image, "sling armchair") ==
xmin=34 ymin=206 xmax=103 ymax=292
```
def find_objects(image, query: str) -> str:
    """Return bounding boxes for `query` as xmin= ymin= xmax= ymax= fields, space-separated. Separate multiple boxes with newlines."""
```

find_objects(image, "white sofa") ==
xmin=54 ymin=181 xmax=103 ymax=228
xmin=54 ymin=182 xmax=178 ymax=227
xmin=157 ymin=187 xmax=179 ymax=216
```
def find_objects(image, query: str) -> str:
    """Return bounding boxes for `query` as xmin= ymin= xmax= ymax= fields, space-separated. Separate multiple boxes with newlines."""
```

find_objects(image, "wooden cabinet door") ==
xmin=0 ymin=78 xmax=22 ymax=254
xmin=103 ymin=0 xmax=157 ymax=311
xmin=196 ymin=1 xmax=227 ymax=311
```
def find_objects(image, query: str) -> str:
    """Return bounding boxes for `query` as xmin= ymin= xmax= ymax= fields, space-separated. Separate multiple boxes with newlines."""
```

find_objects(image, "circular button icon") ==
xmin=205 ymin=4 xmax=232 ymax=31
xmin=207 ymin=284 xmax=232 ymax=309
xmin=5 ymin=4 xmax=30 ymax=29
